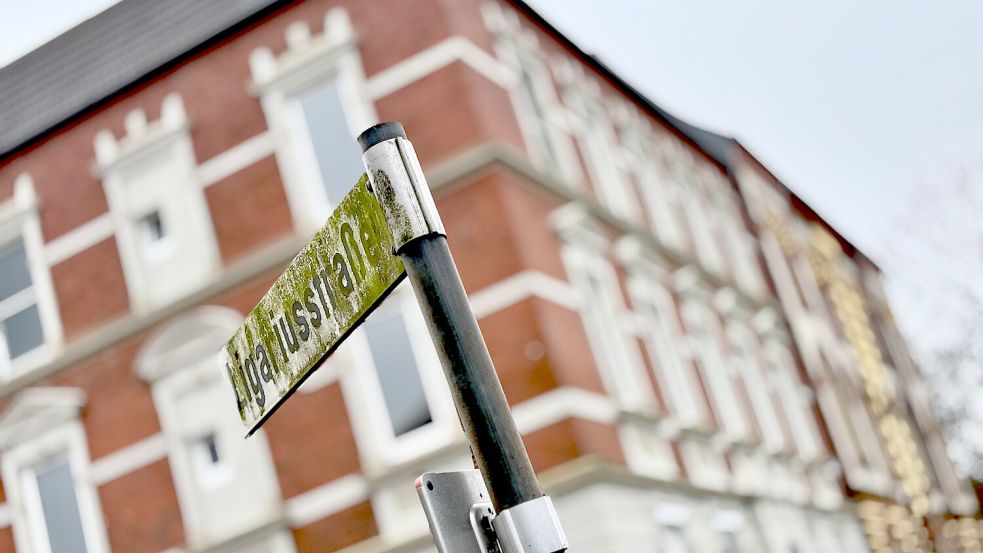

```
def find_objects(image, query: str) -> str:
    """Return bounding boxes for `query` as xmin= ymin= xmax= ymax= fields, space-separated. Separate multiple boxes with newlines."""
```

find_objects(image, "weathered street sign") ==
xmin=221 ymin=123 xmax=565 ymax=552
xmin=222 ymin=174 xmax=405 ymax=434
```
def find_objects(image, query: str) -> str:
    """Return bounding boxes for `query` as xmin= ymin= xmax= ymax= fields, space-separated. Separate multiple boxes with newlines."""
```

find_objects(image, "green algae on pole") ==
xmin=222 ymin=174 xmax=405 ymax=435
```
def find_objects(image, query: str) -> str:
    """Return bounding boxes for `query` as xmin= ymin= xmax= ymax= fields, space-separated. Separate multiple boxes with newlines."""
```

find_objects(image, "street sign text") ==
xmin=222 ymin=175 xmax=405 ymax=434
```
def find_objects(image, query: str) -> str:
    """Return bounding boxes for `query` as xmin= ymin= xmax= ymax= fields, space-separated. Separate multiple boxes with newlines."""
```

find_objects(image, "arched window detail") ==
xmin=137 ymin=306 xmax=289 ymax=551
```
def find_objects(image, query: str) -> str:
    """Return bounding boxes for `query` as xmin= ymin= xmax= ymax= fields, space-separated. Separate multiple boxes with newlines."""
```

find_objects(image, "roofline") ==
xmin=2 ymin=0 xmax=873 ymax=271
xmin=1 ymin=0 xmax=296 ymax=160
xmin=506 ymin=0 xmax=731 ymax=172
xmin=505 ymin=2 xmax=875 ymax=267
xmin=730 ymin=141 xmax=876 ymax=269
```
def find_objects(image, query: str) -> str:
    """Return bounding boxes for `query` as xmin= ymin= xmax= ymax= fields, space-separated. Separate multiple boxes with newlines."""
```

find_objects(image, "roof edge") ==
xmin=506 ymin=0 xmax=733 ymax=170
xmin=0 ymin=0 xmax=296 ymax=160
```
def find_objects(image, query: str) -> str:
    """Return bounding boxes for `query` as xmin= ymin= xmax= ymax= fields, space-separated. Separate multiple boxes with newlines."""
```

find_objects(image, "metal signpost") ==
xmin=222 ymin=122 xmax=567 ymax=552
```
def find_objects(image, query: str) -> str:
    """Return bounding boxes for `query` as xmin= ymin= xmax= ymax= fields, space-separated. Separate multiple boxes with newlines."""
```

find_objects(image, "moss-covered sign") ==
xmin=222 ymin=174 xmax=405 ymax=434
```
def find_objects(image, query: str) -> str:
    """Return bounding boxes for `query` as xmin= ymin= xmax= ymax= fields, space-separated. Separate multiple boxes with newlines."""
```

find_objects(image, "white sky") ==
xmin=525 ymin=0 xmax=983 ymax=349
xmin=2 ymin=0 xmax=981 ymax=422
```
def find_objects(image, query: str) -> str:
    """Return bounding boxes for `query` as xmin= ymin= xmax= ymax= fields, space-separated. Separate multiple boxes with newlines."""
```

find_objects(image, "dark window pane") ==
xmin=141 ymin=210 xmax=166 ymax=242
xmin=35 ymin=456 xmax=88 ymax=553
xmin=364 ymin=311 xmax=432 ymax=437
xmin=203 ymin=434 xmax=220 ymax=464
xmin=0 ymin=239 xmax=32 ymax=301
xmin=298 ymin=80 xmax=364 ymax=205
xmin=4 ymin=303 xmax=44 ymax=359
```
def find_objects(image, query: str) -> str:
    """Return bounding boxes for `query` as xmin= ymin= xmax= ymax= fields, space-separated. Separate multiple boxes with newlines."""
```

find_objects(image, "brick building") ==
xmin=0 ymin=0 xmax=974 ymax=552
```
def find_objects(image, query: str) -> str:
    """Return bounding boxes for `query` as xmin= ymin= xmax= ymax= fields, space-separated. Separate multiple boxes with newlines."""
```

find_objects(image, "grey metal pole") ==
xmin=358 ymin=122 xmax=542 ymax=512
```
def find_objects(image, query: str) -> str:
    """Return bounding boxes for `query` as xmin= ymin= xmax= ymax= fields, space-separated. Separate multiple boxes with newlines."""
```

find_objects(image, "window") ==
xmin=566 ymin=83 xmax=638 ymax=221
xmin=342 ymin=283 xmax=457 ymax=468
xmin=717 ymin=194 xmax=764 ymax=295
xmin=137 ymin=209 xmax=173 ymax=263
xmin=0 ymin=239 xmax=44 ymax=367
xmin=288 ymin=78 xmax=366 ymax=209
xmin=363 ymin=307 xmax=433 ymax=437
xmin=0 ymin=176 xmax=60 ymax=377
xmin=96 ymin=95 xmax=220 ymax=313
xmin=189 ymin=432 xmax=233 ymax=489
xmin=517 ymin=58 xmax=560 ymax=168
xmin=627 ymin=130 xmax=686 ymax=251
xmin=765 ymin=340 xmax=821 ymax=461
xmin=484 ymin=3 xmax=579 ymax=183
xmin=655 ymin=504 xmax=691 ymax=553
xmin=727 ymin=324 xmax=786 ymax=453
xmin=664 ymin=526 xmax=690 ymax=553
xmin=680 ymin=168 xmax=725 ymax=274
xmin=563 ymin=245 xmax=651 ymax=409
xmin=137 ymin=307 xmax=284 ymax=550
xmin=24 ymin=454 xmax=88 ymax=553
xmin=682 ymin=302 xmax=749 ymax=442
xmin=250 ymin=9 xmax=376 ymax=233
xmin=0 ymin=395 xmax=108 ymax=553
xmin=713 ymin=510 xmax=744 ymax=553
xmin=632 ymin=282 xmax=708 ymax=428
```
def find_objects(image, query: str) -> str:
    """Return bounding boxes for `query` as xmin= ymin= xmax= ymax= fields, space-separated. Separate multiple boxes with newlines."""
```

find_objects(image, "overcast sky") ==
xmin=2 ymin=0 xmax=981 ymax=452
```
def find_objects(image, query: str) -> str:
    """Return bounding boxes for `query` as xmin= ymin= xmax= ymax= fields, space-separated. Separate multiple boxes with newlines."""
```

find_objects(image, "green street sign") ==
xmin=222 ymin=174 xmax=405 ymax=434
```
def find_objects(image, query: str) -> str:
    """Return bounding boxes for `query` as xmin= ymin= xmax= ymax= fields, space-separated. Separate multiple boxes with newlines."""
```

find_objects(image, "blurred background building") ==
xmin=0 ymin=0 xmax=977 ymax=552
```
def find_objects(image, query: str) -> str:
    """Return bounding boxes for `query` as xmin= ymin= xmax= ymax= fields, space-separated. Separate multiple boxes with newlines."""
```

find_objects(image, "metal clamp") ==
xmin=492 ymin=496 xmax=568 ymax=553
xmin=359 ymin=122 xmax=445 ymax=253
xmin=418 ymin=470 xmax=568 ymax=553
xmin=417 ymin=470 xmax=497 ymax=553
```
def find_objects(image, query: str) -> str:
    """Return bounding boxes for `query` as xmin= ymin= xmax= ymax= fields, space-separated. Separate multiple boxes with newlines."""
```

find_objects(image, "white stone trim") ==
xmin=468 ymin=270 xmax=578 ymax=319
xmin=483 ymin=2 xmax=581 ymax=184
xmin=285 ymin=473 xmax=368 ymax=528
xmin=512 ymin=387 xmax=619 ymax=433
xmin=43 ymin=213 xmax=114 ymax=266
xmin=142 ymin=306 xmax=283 ymax=549
xmin=1 ymin=418 xmax=109 ymax=553
xmin=90 ymin=433 xmax=168 ymax=486
xmin=560 ymin=239 xmax=654 ymax=411
xmin=339 ymin=284 xmax=460 ymax=474
xmin=249 ymin=7 xmax=377 ymax=234
xmin=366 ymin=35 xmax=510 ymax=99
xmin=46 ymin=124 xmax=276 ymax=266
xmin=95 ymin=93 xmax=221 ymax=314
xmin=0 ymin=176 xmax=63 ymax=379
xmin=628 ymin=274 xmax=711 ymax=431
xmin=198 ymin=130 xmax=276 ymax=188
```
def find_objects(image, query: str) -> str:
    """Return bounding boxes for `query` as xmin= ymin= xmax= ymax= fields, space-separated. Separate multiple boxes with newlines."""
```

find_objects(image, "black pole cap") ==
xmin=357 ymin=122 xmax=407 ymax=153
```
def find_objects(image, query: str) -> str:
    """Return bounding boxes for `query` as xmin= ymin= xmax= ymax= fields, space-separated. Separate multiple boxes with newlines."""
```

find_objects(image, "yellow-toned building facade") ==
xmin=733 ymin=147 xmax=981 ymax=552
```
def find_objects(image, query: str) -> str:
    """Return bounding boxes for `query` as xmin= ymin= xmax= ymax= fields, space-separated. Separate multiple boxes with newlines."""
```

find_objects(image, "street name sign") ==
xmin=222 ymin=174 xmax=405 ymax=434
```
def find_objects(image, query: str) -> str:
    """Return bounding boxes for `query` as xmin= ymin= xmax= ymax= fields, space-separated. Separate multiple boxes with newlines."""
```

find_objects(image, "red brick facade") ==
xmin=0 ymin=0 xmax=974 ymax=552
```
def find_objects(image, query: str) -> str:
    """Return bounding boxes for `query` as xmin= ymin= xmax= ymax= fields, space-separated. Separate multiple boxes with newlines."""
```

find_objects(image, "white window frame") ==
xmin=726 ymin=321 xmax=786 ymax=454
xmin=340 ymin=282 xmax=458 ymax=471
xmin=561 ymin=74 xmax=639 ymax=221
xmin=676 ymin=161 xmax=725 ymax=274
xmin=713 ymin=509 xmax=745 ymax=553
xmin=628 ymin=276 xmax=709 ymax=430
xmin=250 ymin=9 xmax=377 ymax=235
xmin=680 ymin=300 xmax=750 ymax=443
xmin=654 ymin=504 xmax=692 ymax=553
xmin=2 ymin=418 xmax=109 ymax=553
xmin=616 ymin=115 xmax=687 ymax=251
xmin=716 ymin=190 xmax=765 ymax=296
xmin=764 ymin=337 xmax=821 ymax=462
xmin=95 ymin=95 xmax=221 ymax=314
xmin=137 ymin=306 xmax=285 ymax=551
xmin=560 ymin=235 xmax=652 ymax=411
xmin=483 ymin=3 xmax=581 ymax=184
xmin=0 ymin=175 xmax=62 ymax=379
